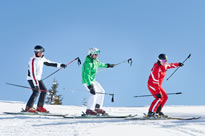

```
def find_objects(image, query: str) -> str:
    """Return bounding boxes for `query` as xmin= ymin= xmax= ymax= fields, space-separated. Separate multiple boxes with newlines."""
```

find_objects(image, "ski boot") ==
xmin=145 ymin=111 xmax=160 ymax=119
xmin=85 ymin=109 xmax=97 ymax=115
xmin=158 ymin=112 xmax=168 ymax=118
xmin=37 ymin=107 xmax=49 ymax=113
xmin=95 ymin=108 xmax=108 ymax=116
xmin=24 ymin=106 xmax=37 ymax=113
xmin=95 ymin=104 xmax=108 ymax=116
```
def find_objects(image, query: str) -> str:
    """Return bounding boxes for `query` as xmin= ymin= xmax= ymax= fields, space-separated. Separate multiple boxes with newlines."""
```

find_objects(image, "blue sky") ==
xmin=0 ymin=0 xmax=205 ymax=107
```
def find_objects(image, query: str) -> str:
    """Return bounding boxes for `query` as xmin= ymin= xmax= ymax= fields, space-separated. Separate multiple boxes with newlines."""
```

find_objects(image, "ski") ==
xmin=126 ymin=116 xmax=201 ymax=121
xmin=166 ymin=116 xmax=201 ymax=120
xmin=4 ymin=111 xmax=68 ymax=117
xmin=63 ymin=114 xmax=136 ymax=119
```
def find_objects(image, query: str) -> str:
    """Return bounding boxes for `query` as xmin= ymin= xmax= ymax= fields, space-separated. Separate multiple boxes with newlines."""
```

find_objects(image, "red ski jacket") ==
xmin=148 ymin=62 xmax=180 ymax=93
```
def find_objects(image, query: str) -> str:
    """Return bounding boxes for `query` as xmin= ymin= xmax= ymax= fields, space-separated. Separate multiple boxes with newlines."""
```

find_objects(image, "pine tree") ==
xmin=46 ymin=79 xmax=63 ymax=105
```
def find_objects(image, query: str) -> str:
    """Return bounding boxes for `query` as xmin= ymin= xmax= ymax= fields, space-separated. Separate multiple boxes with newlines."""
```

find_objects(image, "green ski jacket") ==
xmin=82 ymin=55 xmax=108 ymax=86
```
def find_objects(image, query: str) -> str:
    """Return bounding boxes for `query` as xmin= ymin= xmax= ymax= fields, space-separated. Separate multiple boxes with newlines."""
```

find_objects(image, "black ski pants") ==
xmin=26 ymin=80 xmax=47 ymax=108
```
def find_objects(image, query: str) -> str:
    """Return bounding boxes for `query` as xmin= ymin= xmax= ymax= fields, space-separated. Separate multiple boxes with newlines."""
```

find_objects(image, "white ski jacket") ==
xmin=27 ymin=55 xmax=61 ymax=86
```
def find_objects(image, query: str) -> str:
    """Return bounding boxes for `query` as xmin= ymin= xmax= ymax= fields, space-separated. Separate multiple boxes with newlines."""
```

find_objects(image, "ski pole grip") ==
xmin=111 ymin=94 xmax=114 ymax=102
xmin=176 ymin=92 xmax=182 ymax=94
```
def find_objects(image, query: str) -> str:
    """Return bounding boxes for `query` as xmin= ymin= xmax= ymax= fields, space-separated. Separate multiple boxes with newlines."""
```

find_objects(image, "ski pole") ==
xmin=114 ymin=58 xmax=133 ymax=66
xmin=166 ymin=54 xmax=191 ymax=81
xmin=64 ymin=88 xmax=115 ymax=102
xmin=98 ymin=58 xmax=132 ymax=73
xmin=6 ymin=82 xmax=48 ymax=92
xmin=42 ymin=57 xmax=81 ymax=81
xmin=97 ymin=92 xmax=115 ymax=102
xmin=133 ymin=92 xmax=182 ymax=98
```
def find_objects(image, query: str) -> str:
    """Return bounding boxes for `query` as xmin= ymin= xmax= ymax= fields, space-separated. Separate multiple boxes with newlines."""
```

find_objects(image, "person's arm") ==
xmin=83 ymin=63 xmax=93 ymax=86
xmin=166 ymin=63 xmax=183 ymax=69
xmin=150 ymin=65 xmax=160 ymax=93
xmin=29 ymin=58 xmax=39 ymax=87
xmin=43 ymin=57 xmax=66 ymax=68
xmin=97 ymin=61 xmax=108 ymax=68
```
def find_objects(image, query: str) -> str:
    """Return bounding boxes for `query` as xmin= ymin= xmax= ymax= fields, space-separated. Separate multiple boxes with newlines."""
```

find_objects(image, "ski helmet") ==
xmin=158 ymin=54 xmax=168 ymax=62
xmin=34 ymin=45 xmax=45 ymax=53
xmin=88 ymin=48 xmax=100 ymax=55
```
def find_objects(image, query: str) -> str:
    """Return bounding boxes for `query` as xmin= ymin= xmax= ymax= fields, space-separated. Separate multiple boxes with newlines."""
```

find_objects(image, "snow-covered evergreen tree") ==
xmin=46 ymin=79 xmax=63 ymax=105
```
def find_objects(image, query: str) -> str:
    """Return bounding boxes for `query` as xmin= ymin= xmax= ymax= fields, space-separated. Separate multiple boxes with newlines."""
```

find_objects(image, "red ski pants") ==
xmin=148 ymin=83 xmax=168 ymax=113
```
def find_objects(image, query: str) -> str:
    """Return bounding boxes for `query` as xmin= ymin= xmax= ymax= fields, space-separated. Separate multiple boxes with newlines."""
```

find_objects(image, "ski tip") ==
xmin=194 ymin=116 xmax=201 ymax=120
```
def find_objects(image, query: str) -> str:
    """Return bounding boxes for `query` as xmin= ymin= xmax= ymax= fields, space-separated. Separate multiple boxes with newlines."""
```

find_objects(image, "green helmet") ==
xmin=88 ymin=48 xmax=100 ymax=55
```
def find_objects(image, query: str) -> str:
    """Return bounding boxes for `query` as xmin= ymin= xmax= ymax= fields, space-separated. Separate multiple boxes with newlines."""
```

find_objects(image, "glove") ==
xmin=156 ymin=93 xmax=162 ymax=98
xmin=61 ymin=64 xmax=67 ymax=68
xmin=107 ymin=64 xmax=115 ymax=68
xmin=179 ymin=63 xmax=184 ymax=67
xmin=88 ymin=84 xmax=96 ymax=95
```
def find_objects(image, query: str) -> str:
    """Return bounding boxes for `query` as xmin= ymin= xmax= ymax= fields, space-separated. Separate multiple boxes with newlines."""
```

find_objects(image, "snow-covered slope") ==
xmin=0 ymin=100 xmax=205 ymax=136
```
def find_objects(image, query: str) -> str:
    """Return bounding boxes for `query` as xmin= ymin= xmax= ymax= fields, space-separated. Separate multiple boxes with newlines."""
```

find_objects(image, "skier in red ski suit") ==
xmin=147 ymin=54 xmax=184 ymax=117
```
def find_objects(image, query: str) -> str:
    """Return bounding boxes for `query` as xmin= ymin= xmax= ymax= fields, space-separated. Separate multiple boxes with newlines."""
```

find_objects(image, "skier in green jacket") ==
xmin=82 ymin=48 xmax=115 ymax=115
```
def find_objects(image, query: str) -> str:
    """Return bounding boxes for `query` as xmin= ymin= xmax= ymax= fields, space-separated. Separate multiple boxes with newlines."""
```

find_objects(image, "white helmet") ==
xmin=88 ymin=48 xmax=100 ymax=55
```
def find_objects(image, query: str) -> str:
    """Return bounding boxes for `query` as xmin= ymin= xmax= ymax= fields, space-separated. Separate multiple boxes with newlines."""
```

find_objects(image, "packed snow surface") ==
xmin=0 ymin=100 xmax=205 ymax=136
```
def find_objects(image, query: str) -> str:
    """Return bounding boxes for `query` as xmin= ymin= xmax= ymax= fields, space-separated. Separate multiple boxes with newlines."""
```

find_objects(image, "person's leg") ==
xmin=26 ymin=80 xmax=39 ymax=108
xmin=155 ymin=87 xmax=168 ymax=117
xmin=94 ymin=81 xmax=105 ymax=109
xmin=84 ymin=84 xmax=97 ymax=111
xmin=37 ymin=80 xmax=47 ymax=108
xmin=148 ymin=84 xmax=162 ymax=113
xmin=159 ymin=87 xmax=168 ymax=111
xmin=93 ymin=81 xmax=107 ymax=114
xmin=156 ymin=105 xmax=162 ymax=113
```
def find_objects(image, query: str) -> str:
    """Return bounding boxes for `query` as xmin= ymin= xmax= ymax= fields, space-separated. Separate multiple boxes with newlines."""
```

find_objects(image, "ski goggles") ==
xmin=34 ymin=49 xmax=45 ymax=53
xmin=92 ymin=50 xmax=100 ymax=55
xmin=161 ymin=59 xmax=167 ymax=63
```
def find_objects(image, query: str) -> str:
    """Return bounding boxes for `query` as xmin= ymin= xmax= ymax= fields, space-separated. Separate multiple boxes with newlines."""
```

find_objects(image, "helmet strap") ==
xmin=35 ymin=53 xmax=39 ymax=57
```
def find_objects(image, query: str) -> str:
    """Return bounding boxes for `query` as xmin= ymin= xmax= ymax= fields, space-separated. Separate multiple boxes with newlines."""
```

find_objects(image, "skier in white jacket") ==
xmin=25 ymin=45 xmax=66 ymax=112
